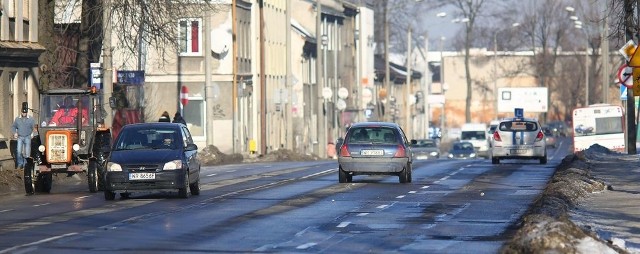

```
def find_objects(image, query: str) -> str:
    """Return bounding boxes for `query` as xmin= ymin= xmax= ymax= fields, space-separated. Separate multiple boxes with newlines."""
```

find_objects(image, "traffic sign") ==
xmin=180 ymin=86 xmax=189 ymax=106
xmin=621 ymin=84 xmax=628 ymax=100
xmin=617 ymin=63 xmax=634 ymax=88
xmin=322 ymin=87 xmax=332 ymax=99
xmin=338 ymin=87 xmax=349 ymax=99
xmin=619 ymin=40 xmax=636 ymax=62
xmin=634 ymin=68 xmax=640 ymax=95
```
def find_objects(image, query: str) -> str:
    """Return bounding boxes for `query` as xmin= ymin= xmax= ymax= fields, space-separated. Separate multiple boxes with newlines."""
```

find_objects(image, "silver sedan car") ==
xmin=337 ymin=122 xmax=416 ymax=183
xmin=489 ymin=117 xmax=547 ymax=164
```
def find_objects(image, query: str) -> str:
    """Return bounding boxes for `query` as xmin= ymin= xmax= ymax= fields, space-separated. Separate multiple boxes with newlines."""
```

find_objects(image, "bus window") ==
xmin=572 ymin=104 xmax=625 ymax=153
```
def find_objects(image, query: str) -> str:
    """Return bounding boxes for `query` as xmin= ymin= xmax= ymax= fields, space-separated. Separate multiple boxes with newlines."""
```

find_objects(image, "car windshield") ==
xmin=452 ymin=143 xmax=474 ymax=151
xmin=348 ymin=127 xmax=398 ymax=144
xmin=114 ymin=128 xmax=181 ymax=150
xmin=39 ymin=94 xmax=93 ymax=127
xmin=414 ymin=140 xmax=436 ymax=148
xmin=461 ymin=131 xmax=485 ymax=140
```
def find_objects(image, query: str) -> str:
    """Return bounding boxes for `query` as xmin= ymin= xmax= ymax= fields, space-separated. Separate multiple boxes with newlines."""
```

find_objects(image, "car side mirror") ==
xmin=410 ymin=139 xmax=417 ymax=145
xmin=185 ymin=143 xmax=198 ymax=151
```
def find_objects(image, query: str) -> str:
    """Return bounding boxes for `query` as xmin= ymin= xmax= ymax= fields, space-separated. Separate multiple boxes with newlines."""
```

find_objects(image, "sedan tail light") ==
xmin=493 ymin=131 xmax=502 ymax=142
xmin=535 ymin=131 xmax=544 ymax=142
xmin=394 ymin=145 xmax=406 ymax=158
xmin=339 ymin=144 xmax=351 ymax=157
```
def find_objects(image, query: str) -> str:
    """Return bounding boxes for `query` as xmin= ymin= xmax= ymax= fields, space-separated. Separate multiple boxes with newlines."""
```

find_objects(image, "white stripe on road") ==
xmin=336 ymin=222 xmax=351 ymax=228
xmin=0 ymin=209 xmax=13 ymax=213
xmin=395 ymin=195 xmax=405 ymax=199
xmin=376 ymin=205 xmax=389 ymax=209
xmin=206 ymin=173 xmax=217 ymax=177
xmin=33 ymin=203 xmax=50 ymax=207
xmin=296 ymin=242 xmax=318 ymax=249
xmin=0 ymin=232 xmax=77 ymax=254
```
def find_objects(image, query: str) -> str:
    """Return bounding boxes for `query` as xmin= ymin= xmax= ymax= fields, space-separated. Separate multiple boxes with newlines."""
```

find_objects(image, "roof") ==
xmin=350 ymin=121 xmax=400 ymax=128
xmin=374 ymin=55 xmax=423 ymax=84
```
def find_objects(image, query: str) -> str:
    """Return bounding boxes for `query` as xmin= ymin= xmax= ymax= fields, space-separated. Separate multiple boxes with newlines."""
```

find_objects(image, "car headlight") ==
xmin=470 ymin=153 xmax=477 ymax=158
xmin=430 ymin=151 xmax=438 ymax=156
xmin=448 ymin=154 xmax=453 ymax=158
xmin=163 ymin=160 xmax=183 ymax=170
xmin=107 ymin=162 xmax=122 ymax=172
xmin=38 ymin=145 xmax=45 ymax=152
xmin=72 ymin=144 xmax=80 ymax=151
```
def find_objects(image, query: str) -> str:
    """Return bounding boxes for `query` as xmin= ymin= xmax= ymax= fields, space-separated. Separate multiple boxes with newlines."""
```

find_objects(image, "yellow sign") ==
xmin=630 ymin=45 xmax=640 ymax=67
xmin=633 ymin=68 xmax=640 ymax=95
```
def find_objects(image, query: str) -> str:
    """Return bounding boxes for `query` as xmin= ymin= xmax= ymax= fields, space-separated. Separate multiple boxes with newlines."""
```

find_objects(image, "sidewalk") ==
xmin=503 ymin=145 xmax=640 ymax=253
xmin=570 ymin=147 xmax=640 ymax=253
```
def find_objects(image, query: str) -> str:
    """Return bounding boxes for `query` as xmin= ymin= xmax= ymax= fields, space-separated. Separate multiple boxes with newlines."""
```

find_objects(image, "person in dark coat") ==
xmin=159 ymin=111 xmax=171 ymax=122
xmin=172 ymin=112 xmax=187 ymax=125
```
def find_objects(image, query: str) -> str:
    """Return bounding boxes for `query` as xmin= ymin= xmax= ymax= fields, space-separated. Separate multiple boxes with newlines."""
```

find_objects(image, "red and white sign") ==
xmin=617 ymin=63 xmax=634 ymax=88
xmin=180 ymin=86 xmax=189 ymax=106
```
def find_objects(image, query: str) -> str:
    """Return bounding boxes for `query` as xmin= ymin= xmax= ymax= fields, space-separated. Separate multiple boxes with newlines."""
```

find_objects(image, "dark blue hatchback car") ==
xmin=104 ymin=122 xmax=201 ymax=200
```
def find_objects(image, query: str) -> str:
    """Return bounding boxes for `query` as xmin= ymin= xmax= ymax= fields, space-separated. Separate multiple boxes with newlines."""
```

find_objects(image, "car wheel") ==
xmin=189 ymin=178 xmax=201 ymax=195
xmin=399 ymin=167 xmax=410 ymax=183
xmin=119 ymin=193 xmax=131 ymax=199
xmin=88 ymin=160 xmax=99 ymax=193
xmin=492 ymin=157 xmax=499 ymax=164
xmin=37 ymin=173 xmax=53 ymax=193
xmin=178 ymin=172 xmax=189 ymax=198
xmin=338 ymin=167 xmax=349 ymax=183
xmin=104 ymin=190 xmax=116 ymax=200
xmin=24 ymin=161 xmax=36 ymax=195
xmin=540 ymin=154 xmax=547 ymax=164
xmin=407 ymin=163 xmax=413 ymax=183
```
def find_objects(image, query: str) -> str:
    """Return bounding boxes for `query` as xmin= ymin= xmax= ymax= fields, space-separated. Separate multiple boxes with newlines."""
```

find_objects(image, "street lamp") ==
xmin=493 ymin=22 xmax=520 ymax=119
xmin=566 ymin=6 xmax=589 ymax=106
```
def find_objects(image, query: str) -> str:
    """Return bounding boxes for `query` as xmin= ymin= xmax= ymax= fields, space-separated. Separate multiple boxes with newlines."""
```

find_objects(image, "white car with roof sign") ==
xmin=489 ymin=117 xmax=547 ymax=164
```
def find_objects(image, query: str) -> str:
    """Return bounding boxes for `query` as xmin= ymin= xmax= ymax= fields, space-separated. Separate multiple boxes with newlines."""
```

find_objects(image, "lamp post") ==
xmin=566 ymin=6 xmax=589 ymax=106
xmin=439 ymin=36 xmax=445 ymax=138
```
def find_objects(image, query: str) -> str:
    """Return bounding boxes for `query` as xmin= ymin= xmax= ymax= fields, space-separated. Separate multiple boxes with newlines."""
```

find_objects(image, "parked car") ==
xmin=542 ymin=127 xmax=557 ymax=148
xmin=104 ymin=122 xmax=201 ymax=200
xmin=490 ymin=117 xmax=547 ymax=164
xmin=447 ymin=141 xmax=477 ymax=159
xmin=412 ymin=139 xmax=440 ymax=160
xmin=337 ymin=122 xmax=416 ymax=183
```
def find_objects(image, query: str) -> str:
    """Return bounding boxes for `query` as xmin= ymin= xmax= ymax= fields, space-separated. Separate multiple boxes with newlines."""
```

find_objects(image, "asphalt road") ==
xmin=0 ymin=139 xmax=572 ymax=253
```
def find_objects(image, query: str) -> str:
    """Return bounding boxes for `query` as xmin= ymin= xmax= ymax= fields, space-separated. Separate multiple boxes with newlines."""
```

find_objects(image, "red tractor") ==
xmin=24 ymin=87 xmax=111 ymax=195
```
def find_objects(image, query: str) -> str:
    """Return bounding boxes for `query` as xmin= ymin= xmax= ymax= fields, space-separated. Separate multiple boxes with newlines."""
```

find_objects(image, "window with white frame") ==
xmin=178 ymin=18 xmax=202 ymax=56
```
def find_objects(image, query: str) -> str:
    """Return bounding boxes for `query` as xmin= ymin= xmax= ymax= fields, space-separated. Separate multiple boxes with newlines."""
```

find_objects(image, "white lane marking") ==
xmin=376 ymin=205 xmax=389 ymax=209
xmin=0 ymin=209 xmax=13 ymax=213
xmin=225 ymin=170 xmax=237 ymax=173
xmin=74 ymin=196 xmax=90 ymax=201
xmin=206 ymin=173 xmax=217 ymax=177
xmin=396 ymin=195 xmax=405 ymax=199
xmin=408 ymin=191 xmax=417 ymax=194
xmin=356 ymin=213 xmax=369 ymax=216
xmin=433 ymin=180 xmax=441 ymax=184
xmin=296 ymin=242 xmax=318 ymax=249
xmin=0 ymin=232 xmax=77 ymax=254
xmin=439 ymin=176 xmax=449 ymax=181
xmin=33 ymin=203 xmax=50 ymax=207
xmin=421 ymin=186 xmax=430 ymax=189
xmin=301 ymin=169 xmax=335 ymax=179
xmin=449 ymin=171 xmax=458 ymax=176
xmin=336 ymin=222 xmax=351 ymax=228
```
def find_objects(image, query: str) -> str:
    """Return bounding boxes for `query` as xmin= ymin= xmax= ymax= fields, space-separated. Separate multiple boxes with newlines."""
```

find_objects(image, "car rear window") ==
xmin=499 ymin=121 xmax=538 ymax=131
xmin=348 ymin=127 xmax=398 ymax=144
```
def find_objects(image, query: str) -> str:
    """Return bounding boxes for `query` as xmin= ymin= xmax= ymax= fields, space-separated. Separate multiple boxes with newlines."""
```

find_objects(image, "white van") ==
xmin=460 ymin=123 xmax=490 ymax=158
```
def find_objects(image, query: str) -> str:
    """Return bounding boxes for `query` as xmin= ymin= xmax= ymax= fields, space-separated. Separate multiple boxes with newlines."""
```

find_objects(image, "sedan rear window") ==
xmin=499 ymin=121 xmax=538 ymax=131
xmin=348 ymin=127 xmax=398 ymax=144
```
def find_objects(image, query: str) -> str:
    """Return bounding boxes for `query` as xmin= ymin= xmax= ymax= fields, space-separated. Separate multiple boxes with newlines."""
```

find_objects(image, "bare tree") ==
xmin=38 ymin=0 xmax=223 ymax=90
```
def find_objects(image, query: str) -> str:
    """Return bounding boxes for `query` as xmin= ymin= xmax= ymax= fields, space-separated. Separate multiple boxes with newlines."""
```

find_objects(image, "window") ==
xmin=179 ymin=18 xmax=201 ymax=56
xmin=184 ymin=98 xmax=204 ymax=136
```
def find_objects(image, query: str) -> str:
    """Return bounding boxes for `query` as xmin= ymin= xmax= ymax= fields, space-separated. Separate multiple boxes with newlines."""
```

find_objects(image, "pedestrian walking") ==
xmin=12 ymin=105 xmax=37 ymax=169
xmin=158 ymin=111 xmax=171 ymax=122
xmin=172 ymin=112 xmax=186 ymax=125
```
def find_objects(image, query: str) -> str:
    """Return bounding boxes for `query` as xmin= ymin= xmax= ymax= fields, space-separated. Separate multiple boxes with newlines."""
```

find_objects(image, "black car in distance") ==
xmin=104 ymin=122 xmax=201 ymax=200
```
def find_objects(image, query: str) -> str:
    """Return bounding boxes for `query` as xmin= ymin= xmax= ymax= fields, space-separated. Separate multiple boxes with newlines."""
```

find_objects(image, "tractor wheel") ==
xmin=37 ymin=173 xmax=52 ymax=193
xmin=23 ymin=162 xmax=35 ymax=195
xmin=88 ymin=160 xmax=99 ymax=193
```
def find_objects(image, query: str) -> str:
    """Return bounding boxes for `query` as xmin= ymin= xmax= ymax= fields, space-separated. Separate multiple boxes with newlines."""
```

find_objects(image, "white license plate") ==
xmin=51 ymin=164 xmax=66 ymax=169
xmin=510 ymin=149 xmax=527 ymax=154
xmin=361 ymin=149 xmax=384 ymax=156
xmin=129 ymin=173 xmax=156 ymax=180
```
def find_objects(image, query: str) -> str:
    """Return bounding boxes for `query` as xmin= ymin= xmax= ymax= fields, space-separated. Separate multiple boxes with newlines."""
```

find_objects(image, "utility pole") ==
xmin=259 ymin=0 xmax=267 ymax=155
xmin=102 ymin=0 xmax=113 ymax=128
xmin=405 ymin=27 xmax=412 ymax=136
xmin=316 ymin=2 xmax=326 ymax=158
xmin=624 ymin=0 xmax=636 ymax=154
xmin=384 ymin=4 xmax=391 ymax=122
